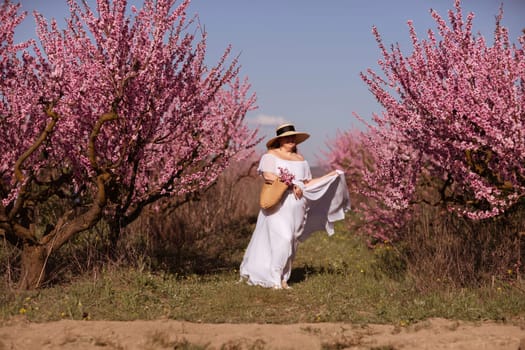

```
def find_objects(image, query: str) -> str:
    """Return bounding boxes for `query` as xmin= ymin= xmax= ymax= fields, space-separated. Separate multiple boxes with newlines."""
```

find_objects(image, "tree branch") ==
xmin=14 ymin=106 xmax=59 ymax=183
xmin=41 ymin=172 xmax=110 ymax=249
xmin=88 ymin=111 xmax=118 ymax=171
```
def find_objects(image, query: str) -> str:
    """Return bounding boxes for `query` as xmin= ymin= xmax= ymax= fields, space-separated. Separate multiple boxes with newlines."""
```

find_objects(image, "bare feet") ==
xmin=281 ymin=280 xmax=292 ymax=289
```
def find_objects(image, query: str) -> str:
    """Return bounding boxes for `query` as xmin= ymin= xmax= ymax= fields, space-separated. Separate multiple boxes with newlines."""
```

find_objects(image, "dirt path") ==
xmin=1 ymin=316 xmax=524 ymax=349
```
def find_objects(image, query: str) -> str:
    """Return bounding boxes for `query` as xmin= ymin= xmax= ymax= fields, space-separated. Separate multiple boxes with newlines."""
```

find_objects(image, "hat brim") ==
xmin=266 ymin=131 xmax=310 ymax=149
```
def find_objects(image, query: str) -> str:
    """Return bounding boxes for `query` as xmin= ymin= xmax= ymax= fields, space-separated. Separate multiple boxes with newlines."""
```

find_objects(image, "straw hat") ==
xmin=266 ymin=123 xmax=310 ymax=149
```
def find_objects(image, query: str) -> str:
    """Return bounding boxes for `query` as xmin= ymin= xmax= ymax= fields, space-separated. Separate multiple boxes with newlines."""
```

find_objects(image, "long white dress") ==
xmin=239 ymin=153 xmax=351 ymax=288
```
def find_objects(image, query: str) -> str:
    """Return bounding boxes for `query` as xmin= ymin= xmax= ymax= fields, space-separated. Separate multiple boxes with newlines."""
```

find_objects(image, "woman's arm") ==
xmin=304 ymin=170 xmax=338 ymax=188
xmin=262 ymin=171 xmax=278 ymax=183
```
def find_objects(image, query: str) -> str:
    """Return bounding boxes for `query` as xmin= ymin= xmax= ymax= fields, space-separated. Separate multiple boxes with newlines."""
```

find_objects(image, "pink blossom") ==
xmin=0 ymin=0 xmax=260 ymax=265
xmin=278 ymin=167 xmax=295 ymax=187
xmin=328 ymin=0 xmax=525 ymax=241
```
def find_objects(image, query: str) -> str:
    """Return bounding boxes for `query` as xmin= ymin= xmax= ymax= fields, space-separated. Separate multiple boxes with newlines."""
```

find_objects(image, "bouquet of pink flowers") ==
xmin=278 ymin=167 xmax=295 ymax=187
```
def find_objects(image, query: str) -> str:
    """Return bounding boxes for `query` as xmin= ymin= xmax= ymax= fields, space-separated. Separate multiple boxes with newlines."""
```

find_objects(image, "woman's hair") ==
xmin=268 ymin=140 xmax=279 ymax=149
xmin=270 ymin=137 xmax=297 ymax=153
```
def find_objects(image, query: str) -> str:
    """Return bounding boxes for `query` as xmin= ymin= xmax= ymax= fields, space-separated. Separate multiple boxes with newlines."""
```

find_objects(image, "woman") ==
xmin=239 ymin=123 xmax=350 ymax=289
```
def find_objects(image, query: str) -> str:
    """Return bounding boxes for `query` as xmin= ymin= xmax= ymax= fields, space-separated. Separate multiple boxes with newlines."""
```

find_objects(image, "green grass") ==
xmin=2 ymin=221 xmax=525 ymax=326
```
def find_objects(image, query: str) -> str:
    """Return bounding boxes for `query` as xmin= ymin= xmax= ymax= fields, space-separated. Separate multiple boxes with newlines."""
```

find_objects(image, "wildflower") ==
xmin=19 ymin=308 xmax=27 ymax=315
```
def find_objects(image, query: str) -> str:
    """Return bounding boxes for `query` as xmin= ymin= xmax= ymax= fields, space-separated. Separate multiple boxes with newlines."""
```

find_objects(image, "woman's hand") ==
xmin=293 ymin=184 xmax=303 ymax=199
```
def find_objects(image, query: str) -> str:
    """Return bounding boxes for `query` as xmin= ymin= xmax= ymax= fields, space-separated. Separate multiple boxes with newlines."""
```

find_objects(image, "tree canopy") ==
xmin=329 ymin=0 xmax=525 ymax=241
xmin=0 ymin=0 xmax=259 ymax=289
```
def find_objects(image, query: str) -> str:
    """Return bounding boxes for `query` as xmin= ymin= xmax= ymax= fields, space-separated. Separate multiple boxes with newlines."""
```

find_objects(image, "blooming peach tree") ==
xmin=0 ymin=0 xmax=258 ymax=289
xmin=329 ymin=0 xmax=525 ymax=242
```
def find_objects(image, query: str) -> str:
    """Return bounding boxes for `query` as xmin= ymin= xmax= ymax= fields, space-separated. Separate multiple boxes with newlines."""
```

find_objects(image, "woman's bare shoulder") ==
xmin=294 ymin=152 xmax=305 ymax=161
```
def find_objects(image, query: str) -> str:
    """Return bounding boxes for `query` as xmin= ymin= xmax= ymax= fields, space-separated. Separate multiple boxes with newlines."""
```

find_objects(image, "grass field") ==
xmin=2 ymin=220 xmax=525 ymax=327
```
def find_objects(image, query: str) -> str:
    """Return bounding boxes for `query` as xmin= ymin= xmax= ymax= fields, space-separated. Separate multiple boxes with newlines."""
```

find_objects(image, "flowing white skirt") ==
xmin=239 ymin=171 xmax=350 ymax=288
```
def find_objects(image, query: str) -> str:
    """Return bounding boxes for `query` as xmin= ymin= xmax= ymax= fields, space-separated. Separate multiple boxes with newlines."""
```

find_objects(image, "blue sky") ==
xmin=13 ymin=0 xmax=525 ymax=163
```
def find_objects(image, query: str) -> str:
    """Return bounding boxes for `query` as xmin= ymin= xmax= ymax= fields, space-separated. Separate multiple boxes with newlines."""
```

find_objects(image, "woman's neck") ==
xmin=272 ymin=147 xmax=302 ymax=161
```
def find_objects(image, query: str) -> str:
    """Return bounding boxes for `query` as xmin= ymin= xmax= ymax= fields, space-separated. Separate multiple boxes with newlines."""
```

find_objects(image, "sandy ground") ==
xmin=1 ymin=316 xmax=524 ymax=350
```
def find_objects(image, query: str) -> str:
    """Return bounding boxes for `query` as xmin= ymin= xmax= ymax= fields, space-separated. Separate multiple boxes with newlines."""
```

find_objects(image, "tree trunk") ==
xmin=107 ymin=218 xmax=122 ymax=258
xmin=19 ymin=243 xmax=47 ymax=290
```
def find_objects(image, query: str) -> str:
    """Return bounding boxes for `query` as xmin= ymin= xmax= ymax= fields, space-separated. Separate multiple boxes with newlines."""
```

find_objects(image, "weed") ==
xmin=1 ymin=161 xmax=525 ymax=327
xmin=3 ymin=230 xmax=525 ymax=324
xmin=301 ymin=326 xmax=322 ymax=335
